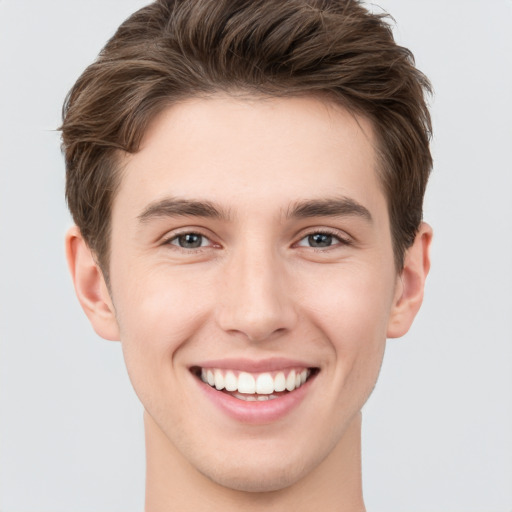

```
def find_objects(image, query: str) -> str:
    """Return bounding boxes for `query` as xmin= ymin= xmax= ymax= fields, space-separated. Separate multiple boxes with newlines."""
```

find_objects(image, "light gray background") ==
xmin=1 ymin=1 xmax=511 ymax=511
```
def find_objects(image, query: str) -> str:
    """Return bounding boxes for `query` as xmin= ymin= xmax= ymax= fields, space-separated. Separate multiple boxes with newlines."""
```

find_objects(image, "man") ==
xmin=61 ymin=0 xmax=432 ymax=510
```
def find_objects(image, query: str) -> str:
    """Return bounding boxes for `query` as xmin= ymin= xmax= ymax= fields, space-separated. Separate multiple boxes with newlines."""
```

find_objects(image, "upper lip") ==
xmin=191 ymin=357 xmax=317 ymax=373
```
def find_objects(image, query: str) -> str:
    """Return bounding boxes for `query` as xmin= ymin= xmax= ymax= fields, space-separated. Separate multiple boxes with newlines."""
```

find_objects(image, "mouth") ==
xmin=190 ymin=366 xmax=319 ymax=402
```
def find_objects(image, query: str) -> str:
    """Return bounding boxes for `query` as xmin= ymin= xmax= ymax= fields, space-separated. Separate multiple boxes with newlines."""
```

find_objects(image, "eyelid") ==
xmin=294 ymin=227 xmax=353 ymax=248
xmin=159 ymin=226 xmax=352 ymax=250
xmin=161 ymin=228 xmax=220 ymax=249
xmin=169 ymin=234 xmax=210 ymax=248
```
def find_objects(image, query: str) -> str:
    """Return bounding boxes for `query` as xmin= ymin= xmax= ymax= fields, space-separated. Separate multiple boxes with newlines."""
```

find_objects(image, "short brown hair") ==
xmin=61 ymin=0 xmax=432 ymax=276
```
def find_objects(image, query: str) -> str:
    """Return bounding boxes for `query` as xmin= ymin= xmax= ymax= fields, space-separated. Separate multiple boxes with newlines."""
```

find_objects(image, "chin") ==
xmin=202 ymin=460 xmax=309 ymax=493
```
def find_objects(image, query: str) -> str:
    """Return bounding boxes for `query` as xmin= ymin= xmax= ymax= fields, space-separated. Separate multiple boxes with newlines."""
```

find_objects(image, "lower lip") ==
xmin=195 ymin=374 xmax=315 ymax=424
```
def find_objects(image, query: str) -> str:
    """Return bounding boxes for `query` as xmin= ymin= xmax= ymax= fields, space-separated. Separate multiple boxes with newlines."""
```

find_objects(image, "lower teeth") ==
xmin=231 ymin=392 xmax=280 ymax=401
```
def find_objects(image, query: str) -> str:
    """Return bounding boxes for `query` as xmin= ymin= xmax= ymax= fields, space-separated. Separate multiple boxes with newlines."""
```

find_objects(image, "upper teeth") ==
xmin=200 ymin=368 xmax=310 ymax=394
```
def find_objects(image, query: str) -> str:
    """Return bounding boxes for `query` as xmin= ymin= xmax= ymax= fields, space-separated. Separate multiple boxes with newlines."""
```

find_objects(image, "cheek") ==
xmin=302 ymin=262 xmax=396 ymax=337
xmin=114 ymin=260 xmax=212 ymax=341
xmin=111 ymin=266 xmax=212 ymax=398
xmin=300 ymin=263 xmax=395 ymax=387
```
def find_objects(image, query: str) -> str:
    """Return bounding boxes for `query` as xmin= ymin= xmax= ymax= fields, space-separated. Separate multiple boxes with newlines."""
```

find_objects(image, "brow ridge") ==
xmin=138 ymin=196 xmax=371 ymax=224
xmin=138 ymin=198 xmax=229 ymax=222
xmin=287 ymin=197 xmax=373 ymax=222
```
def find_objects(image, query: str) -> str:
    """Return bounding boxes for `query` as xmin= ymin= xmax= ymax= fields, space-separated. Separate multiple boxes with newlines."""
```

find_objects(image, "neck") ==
xmin=144 ymin=411 xmax=365 ymax=512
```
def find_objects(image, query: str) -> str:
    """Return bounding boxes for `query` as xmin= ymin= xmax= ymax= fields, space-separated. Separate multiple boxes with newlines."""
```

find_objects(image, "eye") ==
xmin=296 ymin=231 xmax=349 ymax=249
xmin=168 ymin=232 xmax=211 ymax=249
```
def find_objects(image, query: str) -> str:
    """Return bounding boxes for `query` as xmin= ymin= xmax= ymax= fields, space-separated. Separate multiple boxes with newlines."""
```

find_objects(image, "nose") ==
xmin=215 ymin=245 xmax=298 ymax=343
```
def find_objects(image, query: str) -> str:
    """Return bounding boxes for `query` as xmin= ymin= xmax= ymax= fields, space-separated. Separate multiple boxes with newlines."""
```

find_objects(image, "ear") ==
xmin=387 ymin=222 xmax=433 ymax=338
xmin=65 ymin=226 xmax=120 ymax=341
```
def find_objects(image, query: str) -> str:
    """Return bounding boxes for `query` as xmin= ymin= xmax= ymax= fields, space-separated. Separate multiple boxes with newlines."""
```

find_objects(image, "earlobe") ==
xmin=387 ymin=222 xmax=433 ymax=338
xmin=65 ymin=226 xmax=120 ymax=341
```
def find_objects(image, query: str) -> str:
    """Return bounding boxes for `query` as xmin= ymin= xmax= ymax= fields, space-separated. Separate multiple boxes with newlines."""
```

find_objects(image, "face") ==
xmin=106 ymin=95 xmax=400 ymax=491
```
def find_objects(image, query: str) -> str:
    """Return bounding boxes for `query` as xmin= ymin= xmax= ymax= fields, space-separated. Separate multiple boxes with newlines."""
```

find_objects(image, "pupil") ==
xmin=309 ymin=233 xmax=332 ymax=247
xmin=179 ymin=233 xmax=202 ymax=248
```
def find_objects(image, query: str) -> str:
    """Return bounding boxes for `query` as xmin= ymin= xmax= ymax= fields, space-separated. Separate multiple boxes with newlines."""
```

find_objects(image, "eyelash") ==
xmin=163 ymin=228 xmax=352 ymax=252
xmin=295 ymin=229 xmax=352 ymax=250
xmin=164 ymin=231 xmax=216 ymax=251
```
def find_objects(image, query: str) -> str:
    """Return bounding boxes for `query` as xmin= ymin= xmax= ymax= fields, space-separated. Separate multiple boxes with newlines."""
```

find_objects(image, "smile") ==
xmin=193 ymin=367 xmax=316 ymax=401
xmin=190 ymin=363 xmax=319 ymax=423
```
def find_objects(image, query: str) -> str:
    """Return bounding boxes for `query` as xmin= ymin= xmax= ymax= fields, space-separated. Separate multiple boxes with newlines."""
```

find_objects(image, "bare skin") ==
xmin=145 ymin=411 xmax=365 ymax=511
xmin=66 ymin=95 xmax=431 ymax=511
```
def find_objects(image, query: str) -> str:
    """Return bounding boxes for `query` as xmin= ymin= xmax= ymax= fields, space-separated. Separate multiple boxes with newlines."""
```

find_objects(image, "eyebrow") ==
xmin=137 ymin=196 xmax=372 ymax=224
xmin=138 ymin=198 xmax=230 ymax=222
xmin=286 ymin=197 xmax=373 ymax=223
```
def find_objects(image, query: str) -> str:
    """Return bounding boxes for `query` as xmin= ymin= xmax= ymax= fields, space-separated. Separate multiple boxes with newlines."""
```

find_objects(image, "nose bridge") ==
xmin=216 ymin=238 xmax=296 ymax=342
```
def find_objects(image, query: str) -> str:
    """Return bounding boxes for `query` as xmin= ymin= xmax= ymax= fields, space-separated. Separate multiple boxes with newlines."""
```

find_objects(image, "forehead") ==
xmin=113 ymin=94 xmax=386 ymax=225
